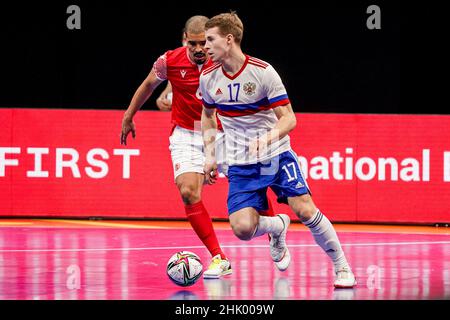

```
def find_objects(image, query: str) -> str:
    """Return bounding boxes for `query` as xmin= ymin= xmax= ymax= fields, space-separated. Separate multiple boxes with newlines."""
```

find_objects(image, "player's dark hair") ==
xmin=184 ymin=15 xmax=209 ymax=34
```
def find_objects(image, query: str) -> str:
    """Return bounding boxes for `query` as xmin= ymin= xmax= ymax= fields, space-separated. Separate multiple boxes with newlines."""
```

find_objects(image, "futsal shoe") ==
xmin=334 ymin=266 xmax=357 ymax=288
xmin=203 ymin=254 xmax=233 ymax=279
xmin=269 ymin=214 xmax=291 ymax=271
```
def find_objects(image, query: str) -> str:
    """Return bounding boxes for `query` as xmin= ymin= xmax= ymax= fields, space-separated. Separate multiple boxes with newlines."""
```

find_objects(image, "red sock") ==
xmin=185 ymin=201 xmax=226 ymax=259
xmin=259 ymin=197 xmax=276 ymax=217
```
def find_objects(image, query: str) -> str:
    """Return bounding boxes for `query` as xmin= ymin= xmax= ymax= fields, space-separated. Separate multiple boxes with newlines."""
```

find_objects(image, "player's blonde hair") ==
xmin=205 ymin=11 xmax=244 ymax=44
xmin=184 ymin=15 xmax=209 ymax=34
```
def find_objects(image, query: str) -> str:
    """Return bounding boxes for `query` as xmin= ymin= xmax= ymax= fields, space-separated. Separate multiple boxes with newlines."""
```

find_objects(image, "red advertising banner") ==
xmin=1 ymin=109 xmax=449 ymax=224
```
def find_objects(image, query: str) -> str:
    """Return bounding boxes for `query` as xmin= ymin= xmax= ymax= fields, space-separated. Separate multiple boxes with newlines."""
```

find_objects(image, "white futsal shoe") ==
xmin=203 ymin=254 xmax=233 ymax=279
xmin=269 ymin=214 xmax=291 ymax=271
xmin=334 ymin=266 xmax=357 ymax=288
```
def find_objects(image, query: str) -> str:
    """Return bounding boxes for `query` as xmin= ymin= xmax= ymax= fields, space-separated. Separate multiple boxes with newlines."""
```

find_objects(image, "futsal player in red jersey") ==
xmin=121 ymin=15 xmax=233 ymax=278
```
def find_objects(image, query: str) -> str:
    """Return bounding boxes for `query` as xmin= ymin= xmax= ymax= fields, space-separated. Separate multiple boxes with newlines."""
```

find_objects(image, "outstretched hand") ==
xmin=121 ymin=116 xmax=136 ymax=145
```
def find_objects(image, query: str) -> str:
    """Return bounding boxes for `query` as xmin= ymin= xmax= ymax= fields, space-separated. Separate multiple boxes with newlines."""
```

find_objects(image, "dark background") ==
xmin=0 ymin=1 xmax=438 ymax=114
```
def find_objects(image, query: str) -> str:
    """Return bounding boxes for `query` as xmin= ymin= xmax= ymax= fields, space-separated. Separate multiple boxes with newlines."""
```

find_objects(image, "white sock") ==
xmin=252 ymin=215 xmax=284 ymax=238
xmin=304 ymin=210 xmax=349 ymax=271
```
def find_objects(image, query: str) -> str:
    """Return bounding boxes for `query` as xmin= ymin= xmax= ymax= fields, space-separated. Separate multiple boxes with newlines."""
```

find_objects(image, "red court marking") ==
xmin=0 ymin=219 xmax=449 ymax=300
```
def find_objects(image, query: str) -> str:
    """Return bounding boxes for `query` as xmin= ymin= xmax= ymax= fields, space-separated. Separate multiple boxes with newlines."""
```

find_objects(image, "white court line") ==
xmin=0 ymin=240 xmax=450 ymax=253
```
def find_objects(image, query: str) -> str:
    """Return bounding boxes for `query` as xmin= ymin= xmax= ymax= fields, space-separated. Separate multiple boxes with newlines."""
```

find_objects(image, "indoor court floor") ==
xmin=0 ymin=219 xmax=449 ymax=300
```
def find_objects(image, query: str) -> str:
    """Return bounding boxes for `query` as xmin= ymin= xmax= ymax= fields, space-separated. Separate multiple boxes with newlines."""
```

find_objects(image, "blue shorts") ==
xmin=227 ymin=150 xmax=311 ymax=214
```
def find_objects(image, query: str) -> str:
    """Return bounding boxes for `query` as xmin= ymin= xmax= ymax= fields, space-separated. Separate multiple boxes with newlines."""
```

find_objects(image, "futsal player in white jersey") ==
xmin=200 ymin=12 xmax=356 ymax=287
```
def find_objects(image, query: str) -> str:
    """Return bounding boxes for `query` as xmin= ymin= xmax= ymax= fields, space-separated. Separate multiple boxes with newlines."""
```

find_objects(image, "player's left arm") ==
xmin=156 ymin=81 xmax=173 ymax=111
xmin=251 ymin=64 xmax=297 ymax=155
xmin=268 ymin=103 xmax=297 ymax=143
xmin=251 ymin=104 xmax=296 ymax=155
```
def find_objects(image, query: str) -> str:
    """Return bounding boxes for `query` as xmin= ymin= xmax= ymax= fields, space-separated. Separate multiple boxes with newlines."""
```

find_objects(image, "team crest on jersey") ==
xmin=243 ymin=82 xmax=257 ymax=96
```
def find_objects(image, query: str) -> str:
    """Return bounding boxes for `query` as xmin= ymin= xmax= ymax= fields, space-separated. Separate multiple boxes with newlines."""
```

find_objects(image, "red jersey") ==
xmin=152 ymin=46 xmax=221 ymax=131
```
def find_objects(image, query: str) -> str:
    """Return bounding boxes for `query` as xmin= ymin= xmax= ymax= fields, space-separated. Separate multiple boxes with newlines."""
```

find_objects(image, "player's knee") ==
xmin=179 ymin=185 xmax=200 ymax=205
xmin=233 ymin=229 xmax=253 ymax=241
xmin=231 ymin=220 xmax=255 ymax=241
xmin=298 ymin=207 xmax=316 ymax=222
xmin=291 ymin=195 xmax=316 ymax=221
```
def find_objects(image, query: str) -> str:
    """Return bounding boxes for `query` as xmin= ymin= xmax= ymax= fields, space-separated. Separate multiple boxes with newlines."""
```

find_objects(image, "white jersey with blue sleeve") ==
xmin=199 ymin=55 xmax=292 ymax=165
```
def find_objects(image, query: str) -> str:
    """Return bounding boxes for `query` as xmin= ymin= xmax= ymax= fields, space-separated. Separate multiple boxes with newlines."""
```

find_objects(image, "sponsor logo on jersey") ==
xmin=175 ymin=163 xmax=180 ymax=171
xmin=295 ymin=181 xmax=304 ymax=189
xmin=215 ymin=88 xmax=223 ymax=95
xmin=180 ymin=70 xmax=187 ymax=78
xmin=243 ymin=82 xmax=257 ymax=96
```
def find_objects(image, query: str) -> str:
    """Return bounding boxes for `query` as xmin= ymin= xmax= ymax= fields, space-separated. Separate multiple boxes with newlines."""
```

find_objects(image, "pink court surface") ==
xmin=0 ymin=219 xmax=449 ymax=300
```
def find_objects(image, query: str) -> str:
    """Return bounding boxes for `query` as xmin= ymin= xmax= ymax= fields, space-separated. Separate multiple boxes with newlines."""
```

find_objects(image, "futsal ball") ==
xmin=166 ymin=251 xmax=203 ymax=287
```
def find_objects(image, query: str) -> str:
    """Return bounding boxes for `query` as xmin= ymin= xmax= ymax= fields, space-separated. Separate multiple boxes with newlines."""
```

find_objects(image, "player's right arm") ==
xmin=121 ymin=68 xmax=164 ymax=145
xmin=201 ymin=106 xmax=218 ymax=185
